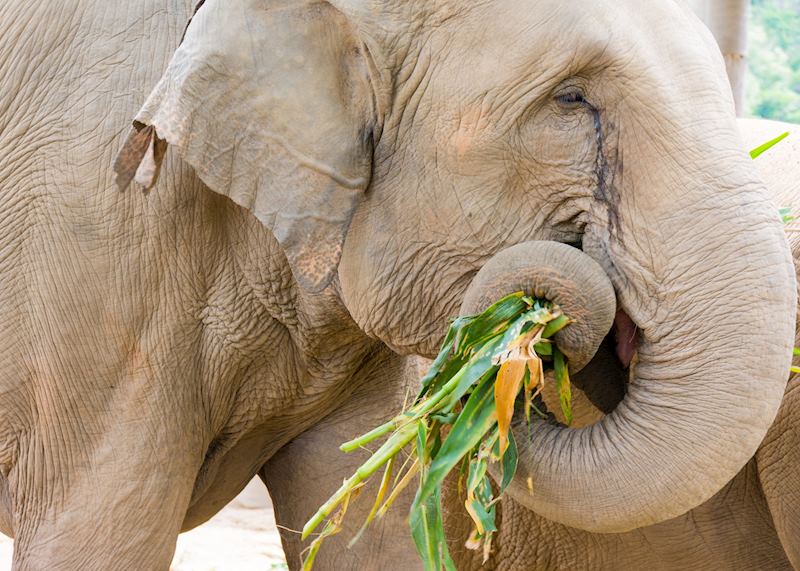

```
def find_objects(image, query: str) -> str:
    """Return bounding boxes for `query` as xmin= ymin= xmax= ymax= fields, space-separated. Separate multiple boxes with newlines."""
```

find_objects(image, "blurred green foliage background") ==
xmin=748 ymin=0 xmax=800 ymax=122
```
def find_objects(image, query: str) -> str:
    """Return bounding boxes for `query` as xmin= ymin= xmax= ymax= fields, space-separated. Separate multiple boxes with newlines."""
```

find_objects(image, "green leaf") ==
xmin=455 ymin=293 xmax=529 ymax=355
xmin=419 ymin=352 xmax=471 ymax=402
xmin=750 ymin=131 xmax=789 ymax=159
xmin=793 ymin=347 xmax=800 ymax=357
xmin=553 ymin=348 xmax=573 ymax=426
xmin=779 ymin=206 xmax=795 ymax=224
xmin=417 ymin=316 xmax=473 ymax=398
xmin=416 ymin=371 xmax=498 ymax=506
xmin=496 ymin=429 xmax=518 ymax=494
xmin=465 ymin=497 xmax=496 ymax=536
xmin=435 ymin=344 xmax=502 ymax=413
xmin=416 ymin=420 xmax=430 ymax=467
xmin=464 ymin=457 xmax=497 ymax=536
xmin=493 ymin=307 xmax=553 ymax=354
xmin=410 ymin=487 xmax=456 ymax=571
xmin=466 ymin=456 xmax=488 ymax=495
xmin=430 ymin=412 xmax=458 ymax=424
xmin=542 ymin=314 xmax=572 ymax=338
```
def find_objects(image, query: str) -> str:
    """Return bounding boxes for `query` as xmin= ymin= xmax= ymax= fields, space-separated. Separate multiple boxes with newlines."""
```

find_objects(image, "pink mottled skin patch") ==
xmin=450 ymin=104 xmax=491 ymax=157
xmin=614 ymin=308 xmax=637 ymax=369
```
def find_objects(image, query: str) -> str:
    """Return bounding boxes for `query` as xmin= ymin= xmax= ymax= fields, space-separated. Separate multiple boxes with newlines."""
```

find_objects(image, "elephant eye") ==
xmin=555 ymin=89 xmax=586 ymax=109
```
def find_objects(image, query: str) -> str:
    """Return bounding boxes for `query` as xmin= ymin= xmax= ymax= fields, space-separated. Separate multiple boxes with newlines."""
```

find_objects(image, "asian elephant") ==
xmin=0 ymin=1 xmax=796 ymax=571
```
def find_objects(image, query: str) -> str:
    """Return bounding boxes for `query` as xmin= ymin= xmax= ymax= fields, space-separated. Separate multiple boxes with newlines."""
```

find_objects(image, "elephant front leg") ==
xmin=262 ymin=350 xmax=424 ymax=571
xmin=9 ymin=405 xmax=205 ymax=570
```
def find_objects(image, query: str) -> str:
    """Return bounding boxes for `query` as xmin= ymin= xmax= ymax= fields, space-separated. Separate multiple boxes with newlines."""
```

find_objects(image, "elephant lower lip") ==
xmin=613 ymin=308 xmax=637 ymax=369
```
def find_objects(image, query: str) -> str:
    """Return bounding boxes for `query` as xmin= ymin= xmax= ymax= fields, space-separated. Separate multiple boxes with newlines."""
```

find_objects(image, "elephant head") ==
xmin=116 ymin=0 xmax=796 ymax=535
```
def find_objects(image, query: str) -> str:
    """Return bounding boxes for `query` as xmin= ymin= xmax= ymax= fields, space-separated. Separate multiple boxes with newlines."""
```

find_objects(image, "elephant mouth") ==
xmin=613 ymin=308 xmax=637 ymax=369
xmin=459 ymin=241 xmax=631 ymax=425
xmin=563 ymin=305 xmax=633 ymax=420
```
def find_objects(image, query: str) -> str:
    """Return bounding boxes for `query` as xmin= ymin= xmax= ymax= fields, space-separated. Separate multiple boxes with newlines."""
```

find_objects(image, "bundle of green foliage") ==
xmin=301 ymin=293 xmax=574 ymax=570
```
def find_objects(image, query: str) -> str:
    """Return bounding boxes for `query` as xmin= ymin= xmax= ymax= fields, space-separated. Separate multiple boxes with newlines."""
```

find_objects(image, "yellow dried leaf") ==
xmin=495 ymin=359 xmax=527 ymax=456
xmin=465 ymin=528 xmax=482 ymax=551
xmin=377 ymin=460 xmax=419 ymax=519
xmin=464 ymin=500 xmax=486 ymax=536
xmin=508 ymin=324 xmax=544 ymax=353
xmin=483 ymin=532 xmax=493 ymax=563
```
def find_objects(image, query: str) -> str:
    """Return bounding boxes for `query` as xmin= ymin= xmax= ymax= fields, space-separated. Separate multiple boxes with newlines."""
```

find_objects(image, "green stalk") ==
xmin=342 ymin=357 xmax=492 ymax=452
xmin=348 ymin=457 xmax=395 ymax=547
xmin=341 ymin=366 xmax=475 ymax=453
xmin=303 ymin=421 xmax=419 ymax=539
xmin=301 ymin=473 xmax=361 ymax=541
xmin=355 ymin=421 xmax=420 ymax=480
xmin=342 ymin=392 xmax=449 ymax=453
xmin=340 ymin=419 xmax=398 ymax=452
xmin=750 ymin=131 xmax=789 ymax=159
xmin=542 ymin=314 xmax=572 ymax=338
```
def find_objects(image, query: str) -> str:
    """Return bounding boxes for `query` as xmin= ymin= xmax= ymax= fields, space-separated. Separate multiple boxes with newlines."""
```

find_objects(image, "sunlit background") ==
xmin=748 ymin=0 xmax=800 ymax=122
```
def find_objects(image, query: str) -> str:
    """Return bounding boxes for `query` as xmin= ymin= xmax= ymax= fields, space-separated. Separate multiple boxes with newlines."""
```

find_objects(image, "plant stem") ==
xmin=542 ymin=314 xmax=572 ymax=338
xmin=340 ymin=420 xmax=398 ymax=452
xmin=303 ymin=421 xmax=419 ymax=539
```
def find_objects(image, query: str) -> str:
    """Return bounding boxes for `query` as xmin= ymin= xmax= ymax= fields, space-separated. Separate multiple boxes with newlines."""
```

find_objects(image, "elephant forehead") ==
xmin=425 ymin=0 xmax=709 ymax=100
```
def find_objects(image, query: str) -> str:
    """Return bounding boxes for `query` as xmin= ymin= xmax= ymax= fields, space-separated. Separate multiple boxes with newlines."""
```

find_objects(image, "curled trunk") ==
xmin=461 ymin=224 xmax=795 ymax=532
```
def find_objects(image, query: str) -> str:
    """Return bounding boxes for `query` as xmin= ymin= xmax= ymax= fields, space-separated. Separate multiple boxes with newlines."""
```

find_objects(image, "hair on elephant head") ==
xmin=115 ymin=0 xmax=375 ymax=292
xmin=115 ymin=0 xmax=797 ymax=538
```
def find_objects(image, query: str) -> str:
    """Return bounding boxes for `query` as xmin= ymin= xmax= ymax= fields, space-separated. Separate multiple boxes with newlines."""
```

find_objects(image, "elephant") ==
xmin=0 ymin=1 xmax=796 ymax=571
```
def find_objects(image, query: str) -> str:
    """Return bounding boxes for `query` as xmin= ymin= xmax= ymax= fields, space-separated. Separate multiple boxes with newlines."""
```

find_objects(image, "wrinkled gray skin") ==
xmin=0 ymin=1 xmax=796 ymax=571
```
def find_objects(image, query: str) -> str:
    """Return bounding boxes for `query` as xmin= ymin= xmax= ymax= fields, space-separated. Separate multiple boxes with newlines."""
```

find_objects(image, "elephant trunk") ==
xmin=460 ymin=242 xmax=616 ymax=373
xmin=460 ymin=224 xmax=795 ymax=532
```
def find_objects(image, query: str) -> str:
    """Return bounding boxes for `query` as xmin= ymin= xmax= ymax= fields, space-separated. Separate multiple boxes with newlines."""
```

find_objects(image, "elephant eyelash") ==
xmin=555 ymin=90 xmax=587 ymax=108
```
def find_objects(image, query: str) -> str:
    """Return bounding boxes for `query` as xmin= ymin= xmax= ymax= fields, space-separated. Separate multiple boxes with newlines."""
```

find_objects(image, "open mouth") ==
xmin=557 ymin=305 xmax=635 ymax=419
xmin=614 ymin=307 xmax=638 ymax=369
xmin=461 ymin=240 xmax=630 ymax=424
xmin=533 ymin=304 xmax=634 ymax=425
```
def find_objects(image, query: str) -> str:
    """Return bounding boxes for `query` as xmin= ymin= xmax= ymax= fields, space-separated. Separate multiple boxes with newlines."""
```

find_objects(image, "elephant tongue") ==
xmin=613 ymin=309 xmax=637 ymax=369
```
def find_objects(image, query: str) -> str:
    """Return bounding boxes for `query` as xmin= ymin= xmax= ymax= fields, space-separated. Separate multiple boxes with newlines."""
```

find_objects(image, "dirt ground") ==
xmin=0 ymin=479 xmax=288 ymax=570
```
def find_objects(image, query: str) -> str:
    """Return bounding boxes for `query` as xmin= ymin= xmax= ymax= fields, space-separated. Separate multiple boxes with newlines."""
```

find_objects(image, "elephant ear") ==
xmin=114 ymin=0 xmax=374 ymax=292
